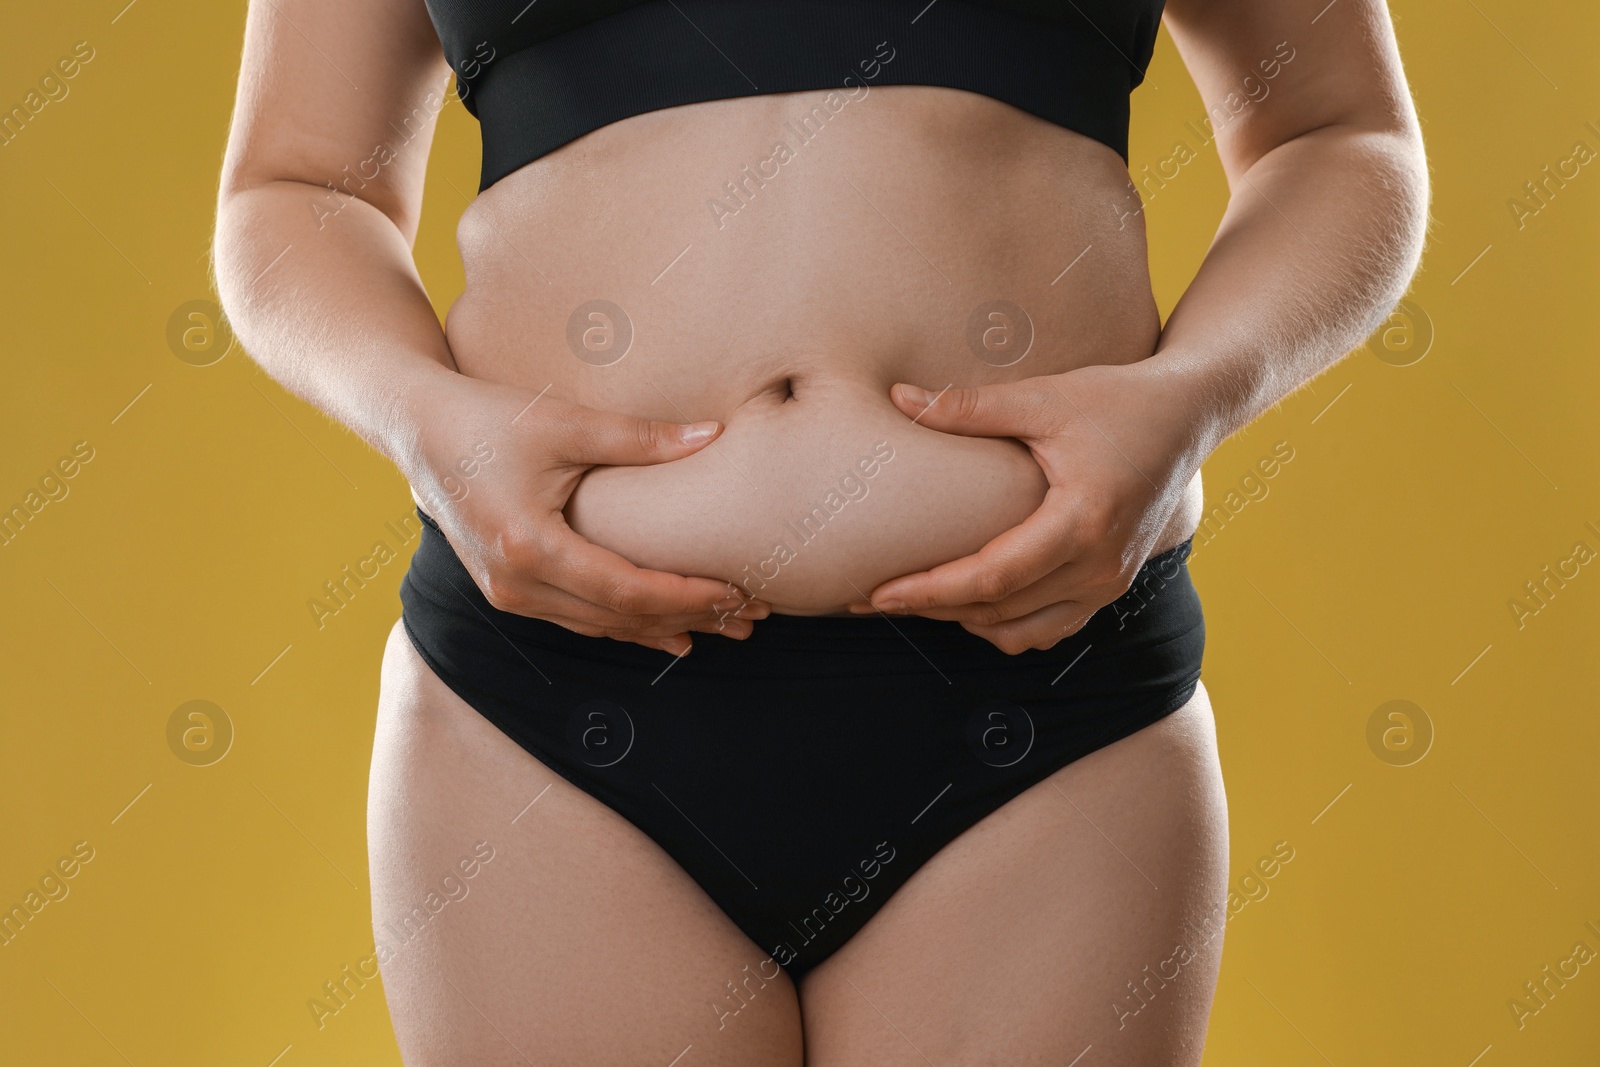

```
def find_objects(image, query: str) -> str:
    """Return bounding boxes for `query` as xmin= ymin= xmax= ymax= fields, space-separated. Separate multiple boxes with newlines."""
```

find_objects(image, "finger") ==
xmin=689 ymin=615 xmax=756 ymax=640
xmin=510 ymin=602 xmax=689 ymax=643
xmin=912 ymin=559 xmax=1106 ymax=626
xmin=489 ymin=550 xmax=771 ymax=633
xmin=713 ymin=589 xmax=774 ymax=619
xmin=560 ymin=612 xmax=752 ymax=645
xmin=503 ymin=600 xmax=691 ymax=650
xmin=528 ymin=526 xmax=745 ymax=619
xmin=868 ymin=500 xmax=1082 ymax=611
xmin=546 ymin=401 xmax=722 ymax=467
xmin=622 ymin=632 xmax=693 ymax=655
xmin=966 ymin=599 xmax=1098 ymax=656
xmin=462 ymin=542 xmax=760 ymax=636
xmin=890 ymin=380 xmax=1059 ymax=440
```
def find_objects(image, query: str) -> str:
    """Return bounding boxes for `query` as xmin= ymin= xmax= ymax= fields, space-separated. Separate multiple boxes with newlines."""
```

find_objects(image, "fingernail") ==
xmin=846 ymin=601 xmax=875 ymax=614
xmin=660 ymin=636 xmax=692 ymax=655
xmin=895 ymin=384 xmax=932 ymax=407
xmin=877 ymin=599 xmax=908 ymax=613
xmin=680 ymin=421 xmax=719 ymax=445
xmin=713 ymin=597 xmax=745 ymax=613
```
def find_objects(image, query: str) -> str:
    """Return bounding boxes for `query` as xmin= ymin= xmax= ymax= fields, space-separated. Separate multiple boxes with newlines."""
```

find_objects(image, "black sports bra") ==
xmin=423 ymin=0 xmax=1166 ymax=192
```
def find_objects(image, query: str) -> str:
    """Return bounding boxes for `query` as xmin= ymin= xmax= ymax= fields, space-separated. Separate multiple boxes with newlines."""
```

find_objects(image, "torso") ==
xmin=439 ymin=85 xmax=1203 ymax=614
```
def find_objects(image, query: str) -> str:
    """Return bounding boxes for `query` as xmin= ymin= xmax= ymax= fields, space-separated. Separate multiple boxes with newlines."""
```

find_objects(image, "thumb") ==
xmin=891 ymin=380 xmax=1055 ymax=439
xmin=548 ymin=401 xmax=722 ymax=467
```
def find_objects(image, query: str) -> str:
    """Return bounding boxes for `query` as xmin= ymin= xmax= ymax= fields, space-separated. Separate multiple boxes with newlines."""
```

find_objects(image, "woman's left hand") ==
xmin=848 ymin=360 xmax=1209 ymax=654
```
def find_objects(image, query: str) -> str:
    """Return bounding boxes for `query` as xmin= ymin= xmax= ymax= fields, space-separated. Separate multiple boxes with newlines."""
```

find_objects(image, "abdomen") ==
xmin=564 ymin=373 xmax=1048 ymax=613
xmin=442 ymin=85 xmax=1166 ymax=614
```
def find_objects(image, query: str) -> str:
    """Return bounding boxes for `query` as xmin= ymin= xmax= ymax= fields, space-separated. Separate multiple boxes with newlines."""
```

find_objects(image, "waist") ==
xmin=442 ymin=84 xmax=1161 ymax=418
xmin=404 ymin=505 xmax=1203 ymax=685
xmin=433 ymin=86 xmax=1187 ymax=612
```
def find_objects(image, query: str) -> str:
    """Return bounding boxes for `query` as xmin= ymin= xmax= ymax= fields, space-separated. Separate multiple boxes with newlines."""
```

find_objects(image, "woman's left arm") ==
xmin=852 ymin=0 xmax=1430 ymax=652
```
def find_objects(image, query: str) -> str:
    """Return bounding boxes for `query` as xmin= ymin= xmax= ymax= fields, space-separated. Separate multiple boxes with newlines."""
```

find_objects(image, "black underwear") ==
xmin=398 ymin=508 xmax=1204 ymax=979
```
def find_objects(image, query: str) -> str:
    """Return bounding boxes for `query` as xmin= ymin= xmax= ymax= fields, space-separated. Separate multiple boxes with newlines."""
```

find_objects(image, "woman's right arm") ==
xmin=212 ymin=0 xmax=763 ymax=652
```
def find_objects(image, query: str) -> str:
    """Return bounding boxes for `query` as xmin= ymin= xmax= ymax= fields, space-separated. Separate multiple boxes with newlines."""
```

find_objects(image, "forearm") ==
xmin=212 ymin=181 xmax=459 ymax=475
xmin=1139 ymin=123 xmax=1430 ymax=461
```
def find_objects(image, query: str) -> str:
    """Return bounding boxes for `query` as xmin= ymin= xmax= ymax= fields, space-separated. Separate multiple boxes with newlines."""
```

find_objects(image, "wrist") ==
xmin=381 ymin=358 xmax=465 ymax=481
xmin=1118 ymin=354 xmax=1240 ymax=470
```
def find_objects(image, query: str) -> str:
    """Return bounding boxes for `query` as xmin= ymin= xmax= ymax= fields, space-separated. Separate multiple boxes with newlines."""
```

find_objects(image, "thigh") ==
xmin=798 ymin=683 xmax=1229 ymax=1067
xmin=366 ymin=621 xmax=804 ymax=1067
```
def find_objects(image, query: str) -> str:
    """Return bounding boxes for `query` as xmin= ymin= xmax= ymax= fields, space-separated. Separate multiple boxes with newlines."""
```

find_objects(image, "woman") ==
xmin=213 ymin=0 xmax=1426 ymax=1062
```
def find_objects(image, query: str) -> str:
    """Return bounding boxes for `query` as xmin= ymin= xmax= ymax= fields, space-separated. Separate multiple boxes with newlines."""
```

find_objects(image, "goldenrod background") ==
xmin=2 ymin=1 xmax=1596 ymax=1063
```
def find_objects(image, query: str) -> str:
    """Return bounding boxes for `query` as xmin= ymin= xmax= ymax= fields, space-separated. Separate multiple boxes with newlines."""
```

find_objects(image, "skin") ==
xmin=213 ymin=0 xmax=1427 ymax=1061
xmin=854 ymin=5 xmax=1431 ymax=651
xmin=443 ymin=81 xmax=1169 ymax=617
xmin=370 ymin=619 xmax=1228 ymax=1066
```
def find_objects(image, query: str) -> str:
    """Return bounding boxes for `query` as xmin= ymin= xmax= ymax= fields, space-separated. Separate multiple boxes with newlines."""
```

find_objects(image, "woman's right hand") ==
xmin=401 ymin=371 xmax=769 ymax=654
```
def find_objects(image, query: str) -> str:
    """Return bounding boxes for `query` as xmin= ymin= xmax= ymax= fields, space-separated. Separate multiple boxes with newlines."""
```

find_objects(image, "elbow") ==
xmin=1301 ymin=121 xmax=1432 ymax=309
xmin=1260 ymin=119 xmax=1432 ymax=334
xmin=1368 ymin=122 xmax=1432 ymax=305
xmin=209 ymin=193 xmax=257 ymax=326
xmin=1342 ymin=124 xmax=1431 ymax=345
xmin=1373 ymin=115 xmax=1430 ymax=243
